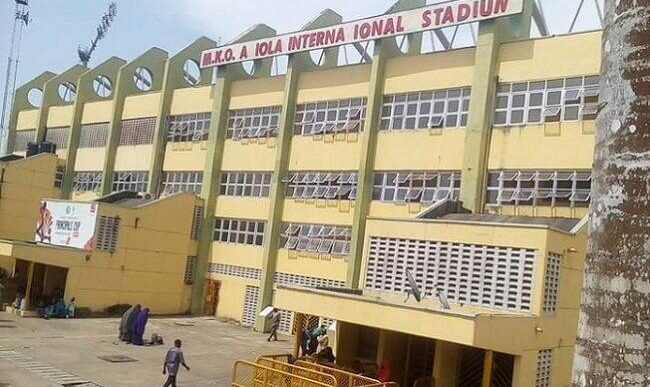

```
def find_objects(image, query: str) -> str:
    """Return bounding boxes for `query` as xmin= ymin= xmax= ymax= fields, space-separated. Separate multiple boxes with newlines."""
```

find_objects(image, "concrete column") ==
xmin=432 ymin=341 xmax=462 ymax=387
xmin=481 ymin=350 xmax=494 ymax=387
xmin=23 ymin=261 xmax=34 ymax=310
xmin=293 ymin=313 xmax=305 ymax=358
xmin=459 ymin=1 xmax=534 ymax=213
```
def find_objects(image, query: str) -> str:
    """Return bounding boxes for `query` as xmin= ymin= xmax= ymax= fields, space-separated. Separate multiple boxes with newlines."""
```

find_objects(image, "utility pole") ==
xmin=0 ymin=0 xmax=30 ymax=154
xmin=571 ymin=1 xmax=649 ymax=386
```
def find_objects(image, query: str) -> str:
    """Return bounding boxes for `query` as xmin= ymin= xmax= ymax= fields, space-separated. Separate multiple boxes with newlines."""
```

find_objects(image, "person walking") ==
xmin=163 ymin=339 xmax=190 ymax=387
xmin=267 ymin=308 xmax=281 ymax=342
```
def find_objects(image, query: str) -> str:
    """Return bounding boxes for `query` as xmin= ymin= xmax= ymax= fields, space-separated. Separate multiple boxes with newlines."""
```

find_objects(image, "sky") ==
xmin=0 ymin=0 xmax=604 ymax=89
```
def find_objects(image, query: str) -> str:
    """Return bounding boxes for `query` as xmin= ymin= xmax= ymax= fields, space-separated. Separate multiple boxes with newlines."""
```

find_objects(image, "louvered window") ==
xmin=208 ymin=263 xmax=261 ymax=280
xmin=213 ymin=218 xmax=266 ymax=246
xmin=167 ymin=112 xmax=211 ymax=142
xmin=494 ymin=76 xmax=600 ymax=126
xmin=79 ymin=122 xmax=109 ymax=148
xmin=294 ymin=98 xmax=367 ymax=136
xmin=14 ymin=130 xmax=35 ymax=152
xmin=284 ymin=171 xmax=357 ymax=200
xmin=207 ymin=263 xmax=346 ymax=288
xmin=486 ymin=170 xmax=592 ymax=208
xmin=96 ymin=216 xmax=120 ymax=252
xmin=543 ymin=252 xmax=562 ymax=313
xmin=219 ymin=171 xmax=272 ymax=197
xmin=184 ymin=256 xmax=197 ymax=284
xmin=190 ymin=206 xmax=202 ymax=240
xmin=112 ymin=171 xmax=149 ymax=193
xmin=242 ymin=285 xmax=260 ymax=327
xmin=45 ymin=127 xmax=70 ymax=149
xmin=280 ymin=222 xmax=352 ymax=256
xmin=227 ymin=106 xmax=281 ymax=140
xmin=161 ymin=171 xmax=203 ymax=196
xmin=73 ymin=171 xmax=102 ymax=192
xmin=365 ymin=236 xmax=537 ymax=312
xmin=54 ymin=165 xmax=65 ymax=188
xmin=536 ymin=349 xmax=552 ymax=387
xmin=118 ymin=117 xmax=156 ymax=145
xmin=373 ymin=171 xmax=461 ymax=203
xmin=381 ymin=87 xmax=471 ymax=130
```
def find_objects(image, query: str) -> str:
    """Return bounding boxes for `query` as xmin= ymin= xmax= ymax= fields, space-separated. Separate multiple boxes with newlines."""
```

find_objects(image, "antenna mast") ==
xmin=78 ymin=2 xmax=117 ymax=67
xmin=0 ymin=0 xmax=30 ymax=154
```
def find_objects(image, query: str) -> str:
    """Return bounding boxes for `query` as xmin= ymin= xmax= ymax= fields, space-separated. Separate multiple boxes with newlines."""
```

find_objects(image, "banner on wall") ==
xmin=35 ymin=200 xmax=98 ymax=250
xmin=200 ymin=0 xmax=523 ymax=67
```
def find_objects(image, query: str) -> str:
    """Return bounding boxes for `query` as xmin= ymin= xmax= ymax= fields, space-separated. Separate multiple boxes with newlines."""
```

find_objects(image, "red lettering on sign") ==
xmin=224 ymin=49 xmax=234 ymax=61
xmin=473 ymin=1 xmax=480 ymax=17
xmin=433 ymin=8 xmax=444 ymax=26
xmin=240 ymin=45 xmax=248 ymax=60
xmin=441 ymin=6 xmax=455 ymax=24
xmin=202 ymin=52 xmax=212 ymax=67
xmin=457 ymin=4 xmax=471 ymax=22
xmin=422 ymin=10 xmax=432 ymax=28
xmin=494 ymin=0 xmax=509 ymax=13
xmin=396 ymin=16 xmax=405 ymax=32
xmin=481 ymin=0 xmax=494 ymax=16
xmin=336 ymin=27 xmax=345 ymax=43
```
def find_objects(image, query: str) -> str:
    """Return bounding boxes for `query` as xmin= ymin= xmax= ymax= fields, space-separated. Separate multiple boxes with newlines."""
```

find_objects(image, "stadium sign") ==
xmin=201 ymin=0 xmax=523 ymax=67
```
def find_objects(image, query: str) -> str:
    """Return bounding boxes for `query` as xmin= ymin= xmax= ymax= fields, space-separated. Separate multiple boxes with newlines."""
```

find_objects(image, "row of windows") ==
xmin=73 ymin=171 xmax=103 ymax=192
xmin=486 ymin=170 xmax=591 ymax=208
xmin=119 ymin=117 xmax=156 ymax=146
xmin=13 ymin=130 xmax=35 ymax=152
xmin=44 ymin=127 xmax=70 ymax=150
xmin=96 ymin=216 xmax=120 ymax=253
xmin=227 ymin=106 xmax=281 ymax=140
xmin=283 ymin=171 xmax=358 ymax=201
xmin=280 ymin=222 xmax=352 ymax=255
xmin=208 ymin=263 xmax=346 ymax=288
xmin=373 ymin=171 xmax=461 ymax=203
xmin=219 ymin=171 xmax=272 ymax=197
xmin=381 ymin=88 xmax=471 ymax=130
xmin=494 ymin=76 xmax=599 ymax=126
xmin=79 ymin=122 xmax=109 ymax=148
xmin=167 ymin=113 xmax=211 ymax=142
xmin=161 ymin=171 xmax=203 ymax=196
xmin=112 ymin=171 xmax=149 ymax=193
xmin=294 ymin=98 xmax=367 ymax=136
xmin=213 ymin=217 xmax=266 ymax=246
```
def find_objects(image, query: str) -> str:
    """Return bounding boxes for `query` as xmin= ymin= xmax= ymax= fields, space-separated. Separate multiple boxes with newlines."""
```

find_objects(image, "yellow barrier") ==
xmin=256 ymin=357 xmax=338 ymax=386
xmin=294 ymin=360 xmax=382 ymax=387
xmin=256 ymin=353 xmax=295 ymax=364
xmin=232 ymin=360 xmax=333 ymax=387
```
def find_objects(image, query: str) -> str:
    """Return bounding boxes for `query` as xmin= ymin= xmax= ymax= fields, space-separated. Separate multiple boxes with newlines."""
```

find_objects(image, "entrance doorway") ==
xmin=11 ymin=259 xmax=68 ymax=312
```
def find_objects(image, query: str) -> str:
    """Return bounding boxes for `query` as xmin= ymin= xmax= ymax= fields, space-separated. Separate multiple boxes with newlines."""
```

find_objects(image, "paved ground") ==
xmin=0 ymin=312 xmax=292 ymax=386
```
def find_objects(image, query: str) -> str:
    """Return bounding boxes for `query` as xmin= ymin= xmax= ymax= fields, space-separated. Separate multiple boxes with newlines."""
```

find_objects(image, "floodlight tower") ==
xmin=77 ymin=2 xmax=117 ymax=67
xmin=0 ymin=0 xmax=30 ymax=154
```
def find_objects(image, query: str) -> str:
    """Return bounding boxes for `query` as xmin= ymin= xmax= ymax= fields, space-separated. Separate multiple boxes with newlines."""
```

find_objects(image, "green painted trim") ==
xmin=61 ymin=57 xmax=126 ymax=198
xmin=148 ymin=37 xmax=216 ymax=195
xmin=459 ymin=1 xmax=533 ymax=213
xmin=99 ymin=48 xmax=168 ymax=196
xmin=6 ymin=71 xmax=56 ymax=153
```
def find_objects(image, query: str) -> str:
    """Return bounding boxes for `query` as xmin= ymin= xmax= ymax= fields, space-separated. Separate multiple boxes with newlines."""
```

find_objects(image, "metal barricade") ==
xmin=232 ymin=360 xmax=333 ymax=387
xmin=256 ymin=353 xmax=296 ymax=364
xmin=294 ymin=360 xmax=382 ymax=387
xmin=257 ymin=357 xmax=338 ymax=386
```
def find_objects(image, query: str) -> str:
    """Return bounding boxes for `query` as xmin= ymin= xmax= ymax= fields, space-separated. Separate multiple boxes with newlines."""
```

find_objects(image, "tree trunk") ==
xmin=571 ymin=1 xmax=649 ymax=386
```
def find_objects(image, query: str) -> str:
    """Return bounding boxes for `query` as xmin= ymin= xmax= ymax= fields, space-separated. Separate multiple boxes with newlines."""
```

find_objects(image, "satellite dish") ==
xmin=436 ymin=289 xmax=451 ymax=310
xmin=405 ymin=269 xmax=423 ymax=302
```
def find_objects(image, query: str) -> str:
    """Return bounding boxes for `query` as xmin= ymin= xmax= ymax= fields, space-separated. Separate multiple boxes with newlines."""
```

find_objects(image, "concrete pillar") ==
xmin=459 ymin=1 xmax=534 ymax=213
xmin=293 ymin=313 xmax=305 ymax=358
xmin=432 ymin=341 xmax=462 ymax=387
xmin=481 ymin=350 xmax=494 ymax=387
xmin=23 ymin=261 xmax=34 ymax=310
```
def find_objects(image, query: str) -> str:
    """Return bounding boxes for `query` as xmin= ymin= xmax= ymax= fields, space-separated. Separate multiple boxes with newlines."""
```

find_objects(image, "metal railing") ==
xmin=232 ymin=360 xmax=333 ymax=387
xmin=294 ymin=360 xmax=382 ymax=387
xmin=257 ymin=357 xmax=338 ymax=386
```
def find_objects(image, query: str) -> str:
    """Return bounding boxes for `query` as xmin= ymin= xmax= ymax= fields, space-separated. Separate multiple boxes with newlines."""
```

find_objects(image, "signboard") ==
xmin=201 ymin=0 xmax=523 ymax=67
xmin=35 ymin=200 xmax=98 ymax=250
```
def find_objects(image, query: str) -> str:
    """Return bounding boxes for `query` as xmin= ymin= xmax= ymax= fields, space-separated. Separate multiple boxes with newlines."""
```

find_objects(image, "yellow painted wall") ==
xmin=74 ymin=148 xmax=106 ymax=171
xmin=221 ymin=140 xmax=276 ymax=171
xmin=71 ymin=191 xmax=100 ymax=202
xmin=281 ymin=199 xmax=354 ymax=225
xmin=487 ymin=204 xmax=589 ymax=220
xmin=368 ymin=201 xmax=428 ymax=219
xmin=0 ymin=154 xmax=61 ymax=242
xmin=384 ymin=47 xmax=475 ymax=93
xmin=46 ymin=105 xmax=74 ymax=128
xmin=374 ymin=130 xmax=466 ymax=170
xmin=289 ymin=135 xmax=361 ymax=171
xmin=16 ymin=109 xmax=39 ymax=130
xmin=215 ymin=196 xmax=269 ymax=219
xmin=122 ymin=93 xmax=161 ymax=119
xmin=210 ymin=242 xmax=264 ymax=270
xmin=498 ymin=31 xmax=601 ymax=82
xmin=81 ymin=100 xmax=113 ymax=124
xmin=114 ymin=145 xmax=153 ymax=171
xmin=169 ymin=86 xmax=213 ymax=115
xmin=163 ymin=142 xmax=208 ymax=171
xmin=208 ymin=274 xmax=258 ymax=321
xmin=297 ymin=65 xmax=370 ymax=103
xmin=230 ymin=77 xmax=285 ymax=109
xmin=275 ymin=249 xmax=348 ymax=284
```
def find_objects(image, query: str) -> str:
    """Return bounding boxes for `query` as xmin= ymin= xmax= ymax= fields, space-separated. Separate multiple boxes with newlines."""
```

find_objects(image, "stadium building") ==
xmin=2 ymin=0 xmax=603 ymax=385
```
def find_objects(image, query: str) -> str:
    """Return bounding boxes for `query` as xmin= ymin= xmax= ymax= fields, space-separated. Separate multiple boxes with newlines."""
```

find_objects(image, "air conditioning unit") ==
xmin=39 ymin=141 xmax=57 ymax=154
xmin=26 ymin=142 xmax=39 ymax=157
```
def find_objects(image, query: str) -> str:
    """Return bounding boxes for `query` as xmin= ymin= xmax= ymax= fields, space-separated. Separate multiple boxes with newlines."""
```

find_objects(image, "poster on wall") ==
xmin=35 ymin=200 xmax=98 ymax=250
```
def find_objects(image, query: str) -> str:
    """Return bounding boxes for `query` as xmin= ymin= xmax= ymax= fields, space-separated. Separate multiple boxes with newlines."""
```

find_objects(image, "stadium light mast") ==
xmin=0 ymin=0 xmax=30 ymax=154
xmin=77 ymin=2 xmax=117 ymax=67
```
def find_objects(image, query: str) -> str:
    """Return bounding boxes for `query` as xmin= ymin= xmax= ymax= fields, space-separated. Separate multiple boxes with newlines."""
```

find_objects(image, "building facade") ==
xmin=4 ymin=0 xmax=601 ymax=385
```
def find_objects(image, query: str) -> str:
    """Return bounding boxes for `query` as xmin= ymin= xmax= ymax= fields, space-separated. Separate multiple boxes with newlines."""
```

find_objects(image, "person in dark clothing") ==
xmin=125 ymin=304 xmax=141 ymax=343
xmin=267 ymin=308 xmax=281 ymax=342
xmin=313 ymin=346 xmax=336 ymax=364
xmin=131 ymin=307 xmax=149 ymax=346
xmin=119 ymin=305 xmax=138 ymax=341
xmin=162 ymin=339 xmax=190 ymax=387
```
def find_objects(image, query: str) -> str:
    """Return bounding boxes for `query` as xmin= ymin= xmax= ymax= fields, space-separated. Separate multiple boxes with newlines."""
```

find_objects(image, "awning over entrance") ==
xmin=275 ymin=285 xmax=546 ymax=356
